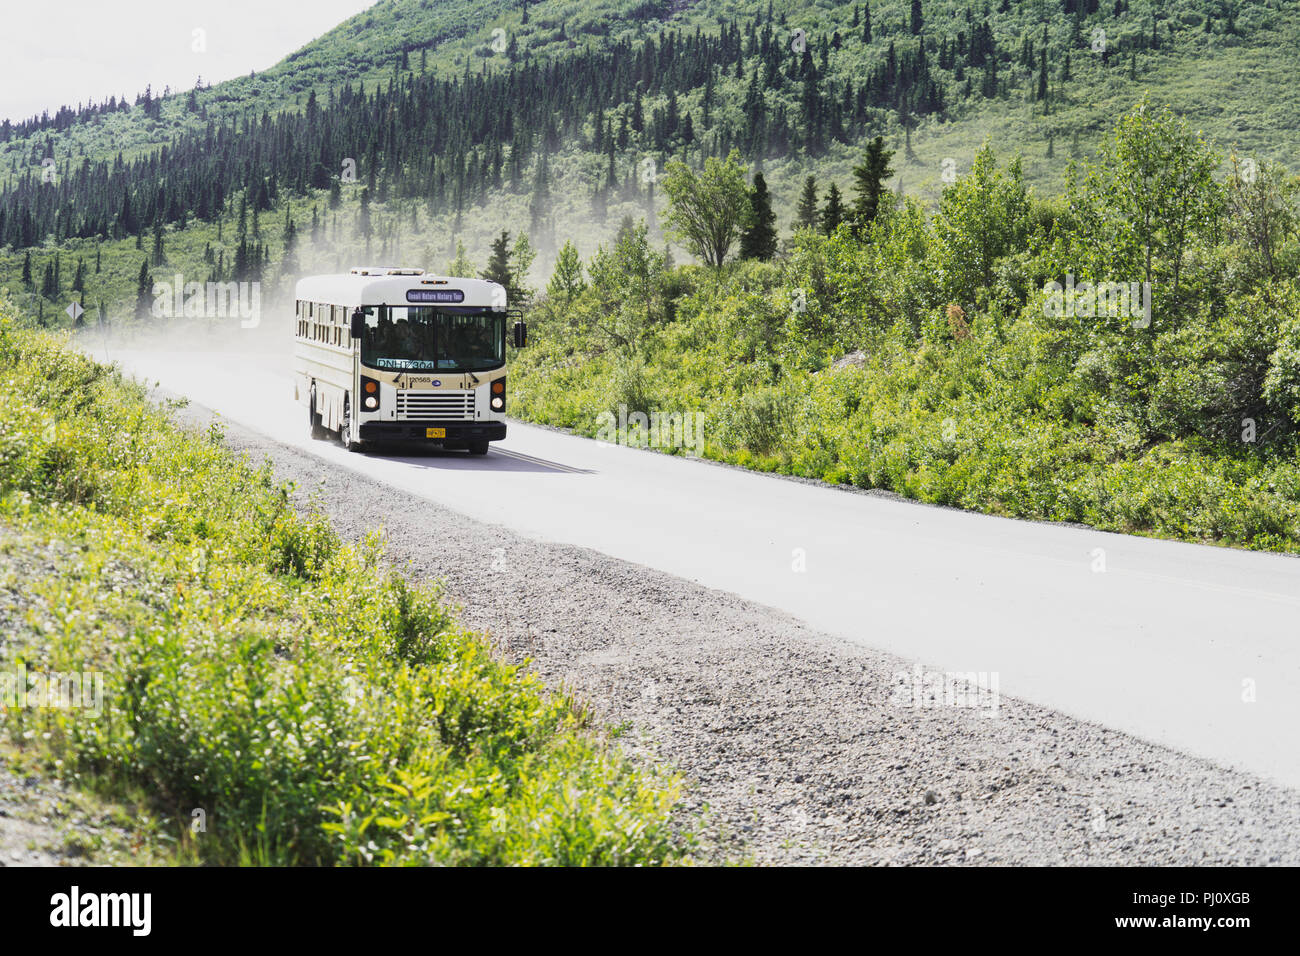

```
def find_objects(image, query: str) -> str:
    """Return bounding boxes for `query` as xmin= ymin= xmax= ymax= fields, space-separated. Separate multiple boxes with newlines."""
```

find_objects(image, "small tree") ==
xmin=661 ymin=149 xmax=750 ymax=267
xmin=932 ymin=142 xmax=1031 ymax=308
xmin=1225 ymin=156 xmax=1294 ymax=279
xmin=739 ymin=172 xmax=778 ymax=261
xmin=510 ymin=231 xmax=537 ymax=306
xmin=851 ymin=136 xmax=896 ymax=236
xmin=480 ymin=230 xmax=513 ymax=288
xmin=134 ymin=259 xmax=153 ymax=320
xmin=445 ymin=239 xmax=476 ymax=277
xmin=796 ymin=175 xmax=820 ymax=231
xmin=1073 ymin=99 xmax=1221 ymax=302
xmin=546 ymin=240 xmax=587 ymax=304
xmin=151 ymin=220 xmax=166 ymax=266
xmin=587 ymin=220 xmax=667 ymax=352
xmin=821 ymin=182 xmax=847 ymax=234
xmin=40 ymin=260 xmax=57 ymax=299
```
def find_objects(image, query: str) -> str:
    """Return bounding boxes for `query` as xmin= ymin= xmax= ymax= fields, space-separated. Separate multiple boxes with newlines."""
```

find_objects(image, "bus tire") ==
xmin=339 ymin=394 xmax=365 ymax=453
xmin=308 ymin=386 xmax=329 ymax=440
xmin=467 ymin=440 xmax=490 ymax=456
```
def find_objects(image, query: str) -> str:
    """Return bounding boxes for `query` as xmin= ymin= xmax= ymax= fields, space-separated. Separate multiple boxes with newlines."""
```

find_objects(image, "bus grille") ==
xmin=396 ymin=389 xmax=475 ymax=421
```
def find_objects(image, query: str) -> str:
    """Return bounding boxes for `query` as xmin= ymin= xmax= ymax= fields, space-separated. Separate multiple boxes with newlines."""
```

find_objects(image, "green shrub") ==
xmin=714 ymin=381 xmax=807 ymax=457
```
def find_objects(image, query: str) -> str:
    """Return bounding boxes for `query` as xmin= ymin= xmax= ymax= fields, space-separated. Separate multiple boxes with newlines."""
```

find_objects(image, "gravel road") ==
xmin=177 ymin=401 xmax=1300 ymax=865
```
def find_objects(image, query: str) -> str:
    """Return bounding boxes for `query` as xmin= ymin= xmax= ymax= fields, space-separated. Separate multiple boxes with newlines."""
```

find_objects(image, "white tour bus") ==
xmin=293 ymin=266 xmax=526 ymax=454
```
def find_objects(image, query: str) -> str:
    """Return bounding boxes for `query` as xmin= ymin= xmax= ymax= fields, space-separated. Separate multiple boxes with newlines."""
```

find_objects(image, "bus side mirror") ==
xmin=350 ymin=310 xmax=365 ymax=339
xmin=512 ymin=321 xmax=527 ymax=349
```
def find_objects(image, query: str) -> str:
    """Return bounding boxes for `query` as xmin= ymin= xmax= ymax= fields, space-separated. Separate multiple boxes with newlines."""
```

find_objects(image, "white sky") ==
xmin=0 ymin=0 xmax=379 ymax=124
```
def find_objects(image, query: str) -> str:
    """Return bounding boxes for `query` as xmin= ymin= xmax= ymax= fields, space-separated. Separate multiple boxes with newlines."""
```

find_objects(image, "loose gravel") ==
xmin=161 ymin=401 xmax=1300 ymax=865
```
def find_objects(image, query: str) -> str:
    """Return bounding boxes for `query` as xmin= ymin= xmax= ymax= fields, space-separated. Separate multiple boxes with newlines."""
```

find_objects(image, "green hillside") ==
xmin=3 ymin=0 xmax=1299 ymax=326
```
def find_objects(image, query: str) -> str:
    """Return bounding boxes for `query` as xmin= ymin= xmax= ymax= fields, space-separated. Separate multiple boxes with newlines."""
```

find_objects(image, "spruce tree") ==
xmin=480 ymin=230 xmax=513 ymax=289
xmin=151 ymin=221 xmax=166 ymax=266
xmin=134 ymin=259 xmax=153 ymax=320
xmin=821 ymin=183 xmax=846 ymax=234
xmin=796 ymin=175 xmax=819 ymax=230
xmin=851 ymin=136 xmax=896 ymax=236
xmin=739 ymin=172 xmax=778 ymax=261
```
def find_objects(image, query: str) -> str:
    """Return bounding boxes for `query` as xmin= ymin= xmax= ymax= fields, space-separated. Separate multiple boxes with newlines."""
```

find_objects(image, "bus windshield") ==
xmin=361 ymin=306 xmax=505 ymax=372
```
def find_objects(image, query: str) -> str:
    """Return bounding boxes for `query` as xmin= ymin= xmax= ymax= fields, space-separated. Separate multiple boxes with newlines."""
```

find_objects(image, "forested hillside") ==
xmin=2 ymin=0 xmax=1299 ymax=327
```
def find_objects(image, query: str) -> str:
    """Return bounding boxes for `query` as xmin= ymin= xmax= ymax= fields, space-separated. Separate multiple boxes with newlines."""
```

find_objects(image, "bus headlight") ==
xmin=490 ymin=378 xmax=505 ymax=412
xmin=361 ymin=375 xmax=380 ymax=412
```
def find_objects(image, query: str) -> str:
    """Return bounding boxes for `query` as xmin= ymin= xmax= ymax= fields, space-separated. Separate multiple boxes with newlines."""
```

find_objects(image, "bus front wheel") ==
xmin=467 ymin=440 xmax=490 ymax=456
xmin=308 ymin=386 xmax=329 ymax=440
xmin=340 ymin=395 xmax=365 ymax=453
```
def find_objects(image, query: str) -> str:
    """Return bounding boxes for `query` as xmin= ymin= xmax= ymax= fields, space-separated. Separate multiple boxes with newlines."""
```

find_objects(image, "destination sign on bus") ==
xmin=406 ymin=289 xmax=465 ymax=303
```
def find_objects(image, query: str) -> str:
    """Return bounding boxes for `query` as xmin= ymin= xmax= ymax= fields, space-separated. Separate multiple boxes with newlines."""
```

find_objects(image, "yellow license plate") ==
xmin=426 ymin=428 xmax=446 ymax=438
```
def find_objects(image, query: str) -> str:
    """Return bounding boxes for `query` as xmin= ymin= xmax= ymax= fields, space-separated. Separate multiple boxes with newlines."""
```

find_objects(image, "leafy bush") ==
xmin=1265 ymin=311 xmax=1300 ymax=428
xmin=714 ymin=382 xmax=807 ymax=458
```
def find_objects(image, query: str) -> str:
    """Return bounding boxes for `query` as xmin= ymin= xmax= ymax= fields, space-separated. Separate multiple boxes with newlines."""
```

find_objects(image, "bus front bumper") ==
xmin=358 ymin=420 xmax=507 ymax=444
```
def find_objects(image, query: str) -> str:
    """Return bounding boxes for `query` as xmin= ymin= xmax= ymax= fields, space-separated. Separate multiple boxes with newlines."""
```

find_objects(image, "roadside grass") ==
xmin=0 ymin=294 xmax=687 ymax=865
xmin=0 ymin=742 xmax=182 ymax=866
